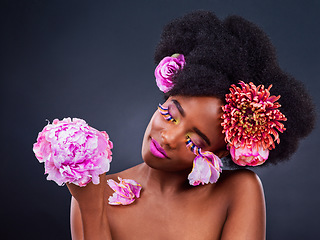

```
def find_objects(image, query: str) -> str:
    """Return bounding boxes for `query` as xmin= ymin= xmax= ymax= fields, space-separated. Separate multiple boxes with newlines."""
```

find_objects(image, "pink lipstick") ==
xmin=150 ymin=138 xmax=168 ymax=159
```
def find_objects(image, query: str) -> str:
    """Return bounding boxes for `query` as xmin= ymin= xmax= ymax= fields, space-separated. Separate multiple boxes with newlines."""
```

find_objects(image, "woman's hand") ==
xmin=67 ymin=174 xmax=112 ymax=240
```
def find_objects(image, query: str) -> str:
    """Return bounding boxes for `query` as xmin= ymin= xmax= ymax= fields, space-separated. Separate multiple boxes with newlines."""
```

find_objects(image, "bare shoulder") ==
xmin=220 ymin=168 xmax=262 ymax=182
xmin=218 ymin=169 xmax=266 ymax=240
xmin=219 ymin=169 xmax=264 ymax=195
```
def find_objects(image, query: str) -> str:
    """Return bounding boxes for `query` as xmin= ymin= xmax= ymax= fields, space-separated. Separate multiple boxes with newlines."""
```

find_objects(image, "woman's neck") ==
xmin=137 ymin=163 xmax=192 ymax=195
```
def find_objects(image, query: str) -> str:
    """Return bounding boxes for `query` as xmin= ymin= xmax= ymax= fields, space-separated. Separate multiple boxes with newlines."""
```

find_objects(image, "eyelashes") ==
xmin=186 ymin=136 xmax=201 ymax=155
xmin=158 ymin=104 xmax=176 ymax=123
xmin=158 ymin=103 xmax=202 ymax=155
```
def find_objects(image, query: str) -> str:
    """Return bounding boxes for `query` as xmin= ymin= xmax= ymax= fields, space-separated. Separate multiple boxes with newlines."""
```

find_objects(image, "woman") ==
xmin=53 ymin=11 xmax=315 ymax=239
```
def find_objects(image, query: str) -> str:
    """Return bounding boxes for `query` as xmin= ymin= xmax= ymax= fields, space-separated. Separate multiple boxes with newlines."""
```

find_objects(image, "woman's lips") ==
xmin=150 ymin=138 xmax=168 ymax=159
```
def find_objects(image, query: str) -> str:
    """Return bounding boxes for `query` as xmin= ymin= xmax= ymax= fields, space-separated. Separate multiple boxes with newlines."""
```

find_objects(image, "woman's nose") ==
xmin=160 ymin=126 xmax=185 ymax=149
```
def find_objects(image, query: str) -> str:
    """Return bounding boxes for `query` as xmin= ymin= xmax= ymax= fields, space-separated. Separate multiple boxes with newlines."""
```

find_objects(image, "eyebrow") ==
xmin=172 ymin=99 xmax=185 ymax=117
xmin=172 ymin=99 xmax=211 ymax=146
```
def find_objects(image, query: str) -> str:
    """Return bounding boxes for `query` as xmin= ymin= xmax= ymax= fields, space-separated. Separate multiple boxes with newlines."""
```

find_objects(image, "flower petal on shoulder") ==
xmin=108 ymin=192 xmax=135 ymax=205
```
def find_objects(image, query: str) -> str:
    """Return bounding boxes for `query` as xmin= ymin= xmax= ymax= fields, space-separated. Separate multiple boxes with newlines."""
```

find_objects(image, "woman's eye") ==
xmin=158 ymin=104 xmax=177 ymax=123
xmin=186 ymin=134 xmax=207 ymax=154
xmin=186 ymin=136 xmax=201 ymax=155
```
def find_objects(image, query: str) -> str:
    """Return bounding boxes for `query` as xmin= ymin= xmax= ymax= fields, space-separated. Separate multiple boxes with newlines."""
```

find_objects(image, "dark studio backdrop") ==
xmin=1 ymin=0 xmax=319 ymax=239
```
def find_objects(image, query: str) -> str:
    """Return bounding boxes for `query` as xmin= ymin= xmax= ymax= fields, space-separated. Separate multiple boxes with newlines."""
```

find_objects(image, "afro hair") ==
xmin=154 ymin=10 xmax=316 ymax=167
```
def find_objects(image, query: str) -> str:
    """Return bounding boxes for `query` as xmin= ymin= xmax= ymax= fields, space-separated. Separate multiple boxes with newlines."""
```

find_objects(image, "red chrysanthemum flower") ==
xmin=221 ymin=81 xmax=287 ymax=166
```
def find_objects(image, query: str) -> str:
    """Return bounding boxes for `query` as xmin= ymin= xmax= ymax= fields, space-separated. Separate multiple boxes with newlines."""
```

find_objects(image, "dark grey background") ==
xmin=1 ymin=0 xmax=319 ymax=239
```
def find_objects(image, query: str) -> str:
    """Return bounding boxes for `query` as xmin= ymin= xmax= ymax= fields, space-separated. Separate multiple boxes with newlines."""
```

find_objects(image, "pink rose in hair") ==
xmin=33 ymin=118 xmax=113 ymax=186
xmin=154 ymin=54 xmax=185 ymax=93
xmin=230 ymin=144 xmax=269 ymax=166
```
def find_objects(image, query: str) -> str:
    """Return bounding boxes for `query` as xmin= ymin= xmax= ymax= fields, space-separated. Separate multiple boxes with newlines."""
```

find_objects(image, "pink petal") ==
xmin=122 ymin=178 xmax=142 ymax=198
xmin=107 ymin=177 xmax=142 ymax=205
xmin=188 ymin=156 xmax=212 ymax=186
xmin=107 ymin=179 xmax=134 ymax=198
xmin=108 ymin=192 xmax=135 ymax=206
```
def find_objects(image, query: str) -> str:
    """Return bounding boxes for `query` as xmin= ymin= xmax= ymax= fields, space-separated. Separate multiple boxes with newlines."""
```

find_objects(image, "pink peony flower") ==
xmin=230 ymin=143 xmax=269 ymax=166
xmin=154 ymin=53 xmax=185 ymax=93
xmin=221 ymin=81 xmax=287 ymax=166
xmin=33 ymin=118 xmax=113 ymax=186
xmin=188 ymin=152 xmax=222 ymax=186
xmin=107 ymin=177 xmax=142 ymax=205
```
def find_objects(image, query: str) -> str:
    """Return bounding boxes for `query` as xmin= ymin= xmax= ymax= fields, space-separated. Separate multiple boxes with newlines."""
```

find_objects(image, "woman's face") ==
xmin=141 ymin=95 xmax=227 ymax=172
